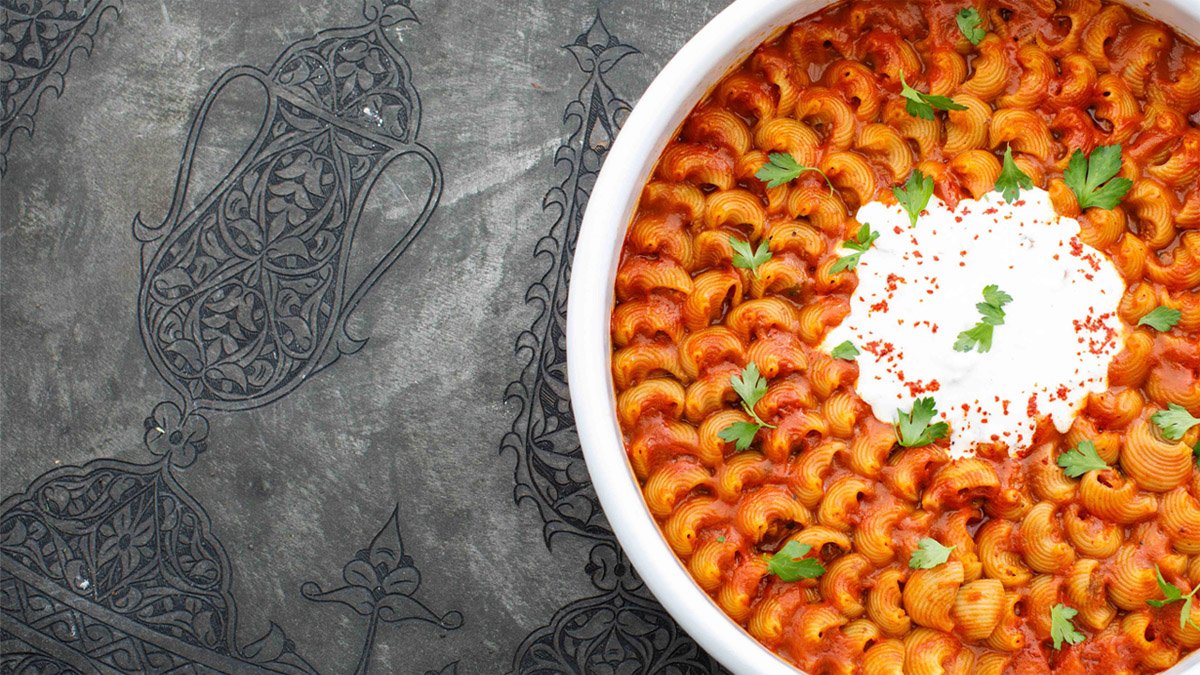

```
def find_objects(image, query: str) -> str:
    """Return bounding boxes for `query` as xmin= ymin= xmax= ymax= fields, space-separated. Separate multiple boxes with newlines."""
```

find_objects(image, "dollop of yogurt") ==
xmin=824 ymin=189 xmax=1126 ymax=459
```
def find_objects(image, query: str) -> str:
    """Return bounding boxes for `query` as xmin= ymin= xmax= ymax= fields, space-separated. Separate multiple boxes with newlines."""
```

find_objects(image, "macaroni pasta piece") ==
xmin=609 ymin=0 xmax=1200 ymax=671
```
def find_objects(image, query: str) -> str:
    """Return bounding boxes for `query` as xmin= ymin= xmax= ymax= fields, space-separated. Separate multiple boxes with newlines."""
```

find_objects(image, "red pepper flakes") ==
xmin=904 ymin=378 xmax=941 ymax=396
xmin=863 ymin=340 xmax=895 ymax=358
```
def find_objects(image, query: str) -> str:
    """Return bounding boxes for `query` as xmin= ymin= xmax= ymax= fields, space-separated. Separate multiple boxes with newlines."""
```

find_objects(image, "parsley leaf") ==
xmin=755 ymin=152 xmax=834 ymax=190
xmin=729 ymin=236 xmax=772 ymax=278
xmin=1064 ymin=145 xmax=1133 ymax=210
xmin=894 ymin=170 xmax=935 ymax=227
xmin=899 ymin=72 xmax=968 ymax=120
xmin=831 ymin=340 xmax=860 ymax=361
xmin=982 ymin=284 xmax=1013 ymax=309
xmin=716 ymin=535 xmax=726 ymax=543
xmin=717 ymin=421 xmax=761 ymax=451
xmin=1152 ymin=404 xmax=1200 ymax=442
xmin=1139 ymin=306 xmax=1181 ymax=332
xmin=1148 ymin=566 xmax=1186 ymax=608
xmin=909 ymin=538 xmax=955 ymax=569
xmin=831 ymin=223 xmax=880 ymax=272
xmin=995 ymin=146 xmax=1033 ymax=204
xmin=766 ymin=541 xmax=826 ymax=581
xmin=953 ymin=324 xmax=993 ymax=353
xmin=1146 ymin=565 xmax=1200 ymax=630
xmin=719 ymin=362 xmax=776 ymax=451
xmin=1057 ymin=440 xmax=1107 ymax=478
xmin=1050 ymin=604 xmax=1086 ymax=650
xmin=731 ymin=362 xmax=769 ymax=409
xmin=956 ymin=8 xmax=986 ymax=45
xmin=895 ymin=397 xmax=950 ymax=448
xmin=954 ymin=284 xmax=1012 ymax=353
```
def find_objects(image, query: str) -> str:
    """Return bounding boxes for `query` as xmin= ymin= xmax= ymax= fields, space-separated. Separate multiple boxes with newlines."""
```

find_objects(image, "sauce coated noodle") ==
xmin=609 ymin=0 xmax=1200 ymax=672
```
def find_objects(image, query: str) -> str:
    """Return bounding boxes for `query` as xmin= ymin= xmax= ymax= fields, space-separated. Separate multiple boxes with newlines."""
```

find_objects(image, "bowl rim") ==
xmin=565 ymin=1 xmax=1200 ymax=673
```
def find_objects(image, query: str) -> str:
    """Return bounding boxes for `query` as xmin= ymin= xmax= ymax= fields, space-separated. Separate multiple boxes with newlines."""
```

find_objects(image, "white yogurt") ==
xmin=823 ymin=189 xmax=1126 ymax=458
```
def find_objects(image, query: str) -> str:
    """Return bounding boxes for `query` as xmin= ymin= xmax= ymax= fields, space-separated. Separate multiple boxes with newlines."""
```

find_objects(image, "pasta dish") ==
xmin=608 ymin=0 xmax=1200 ymax=672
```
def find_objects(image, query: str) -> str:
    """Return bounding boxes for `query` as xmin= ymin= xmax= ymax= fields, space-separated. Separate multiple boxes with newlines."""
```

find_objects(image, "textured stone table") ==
xmin=0 ymin=0 xmax=734 ymax=672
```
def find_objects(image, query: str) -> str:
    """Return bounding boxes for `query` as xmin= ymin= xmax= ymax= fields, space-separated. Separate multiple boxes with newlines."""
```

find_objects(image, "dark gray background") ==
xmin=0 ymin=0 xmax=738 ymax=673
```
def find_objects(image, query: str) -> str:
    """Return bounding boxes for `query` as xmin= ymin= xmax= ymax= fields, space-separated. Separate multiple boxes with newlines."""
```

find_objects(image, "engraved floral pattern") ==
xmin=0 ymin=0 xmax=120 ymax=173
xmin=505 ymin=15 xmax=726 ymax=675
xmin=134 ymin=3 xmax=440 ymax=413
xmin=303 ymin=506 xmax=463 ymax=675
xmin=2 ymin=0 xmax=455 ymax=671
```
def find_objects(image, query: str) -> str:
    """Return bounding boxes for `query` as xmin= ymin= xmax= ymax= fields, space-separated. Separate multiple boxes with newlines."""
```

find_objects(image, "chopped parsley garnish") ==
xmin=1147 ymin=565 xmax=1200 ymax=630
xmin=899 ymin=72 xmax=968 ymax=120
xmin=953 ymin=284 xmax=1012 ymax=353
xmin=830 ymin=340 xmax=860 ymax=361
xmin=995 ymin=146 xmax=1032 ymax=204
xmin=1138 ymin=306 xmax=1181 ymax=332
xmin=894 ymin=169 xmax=935 ymax=227
xmin=909 ymin=538 xmax=955 ymax=569
xmin=717 ymin=362 xmax=776 ymax=450
xmin=831 ymin=223 xmax=880 ymax=272
xmin=895 ymin=397 xmax=950 ymax=448
xmin=766 ymin=541 xmax=826 ymax=581
xmin=956 ymin=8 xmax=986 ymax=45
xmin=1064 ymin=145 xmax=1133 ymax=210
xmin=1057 ymin=440 xmax=1107 ymax=477
xmin=1152 ymin=404 xmax=1200 ymax=442
xmin=1050 ymin=604 xmax=1086 ymax=649
xmin=729 ymin=236 xmax=772 ymax=278
xmin=755 ymin=152 xmax=834 ymax=190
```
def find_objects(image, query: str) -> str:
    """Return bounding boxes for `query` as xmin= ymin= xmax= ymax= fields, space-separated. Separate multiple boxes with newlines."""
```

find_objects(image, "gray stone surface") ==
xmin=1 ymin=0 xmax=730 ymax=672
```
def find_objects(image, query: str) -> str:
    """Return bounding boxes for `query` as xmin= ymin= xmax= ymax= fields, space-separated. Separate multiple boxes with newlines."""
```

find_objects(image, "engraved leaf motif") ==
xmin=301 ymin=583 xmax=376 ymax=616
xmin=381 ymin=565 xmax=420 ymax=596
xmin=242 ymin=622 xmax=290 ymax=662
xmin=266 ymin=236 xmax=311 ymax=266
xmin=343 ymin=558 xmax=379 ymax=588
xmin=363 ymin=0 xmax=416 ymax=26
xmin=367 ymin=506 xmax=407 ymax=570
xmin=207 ymin=363 xmax=249 ymax=393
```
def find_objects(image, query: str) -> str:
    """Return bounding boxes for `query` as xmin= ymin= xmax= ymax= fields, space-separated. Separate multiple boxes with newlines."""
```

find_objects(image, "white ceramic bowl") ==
xmin=566 ymin=1 xmax=1200 ymax=672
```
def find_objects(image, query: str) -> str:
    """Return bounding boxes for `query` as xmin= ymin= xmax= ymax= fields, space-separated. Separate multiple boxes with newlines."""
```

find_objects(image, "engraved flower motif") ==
xmin=302 ymin=506 xmax=462 ymax=628
xmin=143 ymin=401 xmax=208 ymax=467
xmin=96 ymin=503 xmax=155 ymax=579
